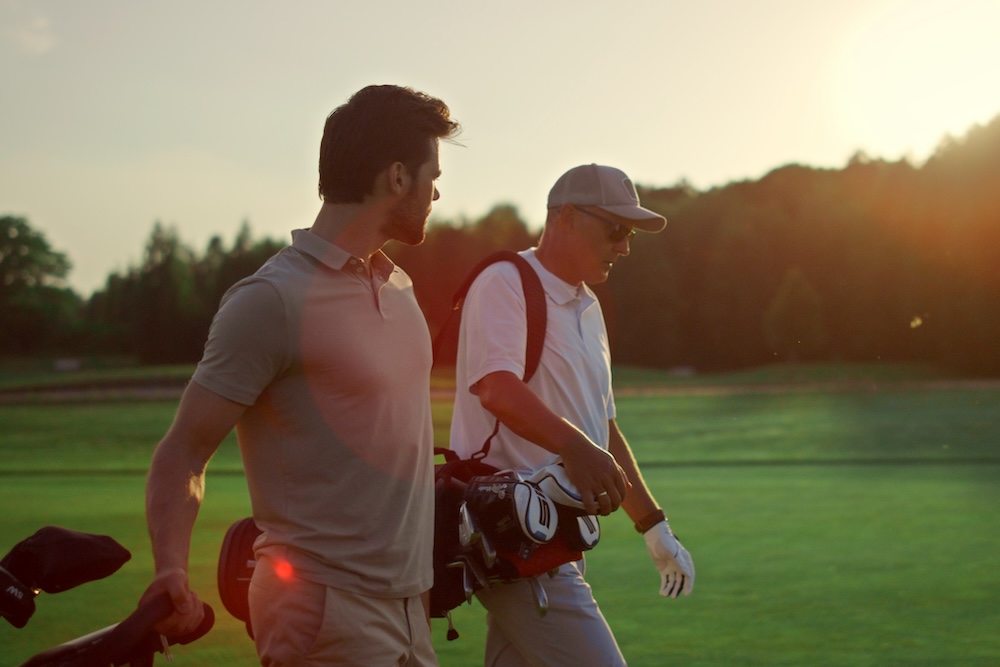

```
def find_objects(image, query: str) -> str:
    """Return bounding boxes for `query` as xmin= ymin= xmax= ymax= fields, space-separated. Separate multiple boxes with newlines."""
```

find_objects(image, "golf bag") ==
xmin=3 ymin=526 xmax=214 ymax=667
xmin=429 ymin=451 xmax=601 ymax=632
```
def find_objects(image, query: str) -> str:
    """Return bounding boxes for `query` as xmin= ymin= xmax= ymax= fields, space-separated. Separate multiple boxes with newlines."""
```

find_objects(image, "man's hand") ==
xmin=559 ymin=439 xmax=631 ymax=515
xmin=141 ymin=567 xmax=205 ymax=636
xmin=643 ymin=520 xmax=695 ymax=598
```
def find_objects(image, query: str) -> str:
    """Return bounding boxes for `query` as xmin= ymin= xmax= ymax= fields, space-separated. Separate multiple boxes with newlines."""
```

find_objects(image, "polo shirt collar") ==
xmin=523 ymin=248 xmax=593 ymax=308
xmin=290 ymin=228 xmax=396 ymax=277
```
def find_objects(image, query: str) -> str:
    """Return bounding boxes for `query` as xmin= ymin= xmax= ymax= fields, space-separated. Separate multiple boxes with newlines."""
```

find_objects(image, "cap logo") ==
xmin=620 ymin=177 xmax=639 ymax=204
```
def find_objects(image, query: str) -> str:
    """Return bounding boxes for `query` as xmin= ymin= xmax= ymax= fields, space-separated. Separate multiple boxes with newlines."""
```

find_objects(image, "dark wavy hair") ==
xmin=318 ymin=85 xmax=460 ymax=203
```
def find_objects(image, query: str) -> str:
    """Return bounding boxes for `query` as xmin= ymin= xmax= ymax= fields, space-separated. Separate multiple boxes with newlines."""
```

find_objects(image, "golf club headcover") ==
xmin=463 ymin=475 xmax=558 ymax=551
xmin=526 ymin=461 xmax=586 ymax=510
xmin=643 ymin=519 xmax=695 ymax=598
xmin=557 ymin=511 xmax=600 ymax=552
xmin=0 ymin=564 xmax=36 ymax=629
xmin=525 ymin=461 xmax=600 ymax=551
xmin=1 ymin=526 xmax=131 ymax=594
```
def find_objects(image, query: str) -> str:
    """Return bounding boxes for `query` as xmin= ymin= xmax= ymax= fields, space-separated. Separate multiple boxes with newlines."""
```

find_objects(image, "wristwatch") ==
xmin=634 ymin=509 xmax=666 ymax=534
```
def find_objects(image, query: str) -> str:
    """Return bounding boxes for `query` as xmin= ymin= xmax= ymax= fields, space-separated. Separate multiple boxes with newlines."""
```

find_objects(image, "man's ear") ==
xmin=556 ymin=205 xmax=576 ymax=231
xmin=386 ymin=161 xmax=409 ymax=195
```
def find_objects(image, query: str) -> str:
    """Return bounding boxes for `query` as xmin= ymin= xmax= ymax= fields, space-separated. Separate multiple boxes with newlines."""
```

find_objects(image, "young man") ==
xmin=142 ymin=85 xmax=459 ymax=665
xmin=450 ymin=164 xmax=695 ymax=666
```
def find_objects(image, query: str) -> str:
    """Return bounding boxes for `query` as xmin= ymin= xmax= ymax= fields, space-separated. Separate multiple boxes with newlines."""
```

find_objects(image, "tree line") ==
xmin=3 ymin=114 xmax=998 ymax=374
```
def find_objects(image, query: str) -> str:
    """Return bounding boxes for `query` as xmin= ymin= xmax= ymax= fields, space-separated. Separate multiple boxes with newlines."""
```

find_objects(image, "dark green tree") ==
xmin=0 ymin=215 xmax=82 ymax=354
xmin=132 ymin=223 xmax=203 ymax=363
xmin=84 ymin=222 xmax=284 ymax=363
xmin=1 ymin=216 xmax=71 ymax=289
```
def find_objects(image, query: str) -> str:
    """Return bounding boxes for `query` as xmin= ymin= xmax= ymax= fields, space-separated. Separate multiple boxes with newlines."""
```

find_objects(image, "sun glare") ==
xmin=274 ymin=560 xmax=294 ymax=581
xmin=834 ymin=0 xmax=1000 ymax=162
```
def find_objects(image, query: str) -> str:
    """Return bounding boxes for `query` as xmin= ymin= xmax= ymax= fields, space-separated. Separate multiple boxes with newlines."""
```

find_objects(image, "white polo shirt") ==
xmin=450 ymin=248 xmax=616 ymax=473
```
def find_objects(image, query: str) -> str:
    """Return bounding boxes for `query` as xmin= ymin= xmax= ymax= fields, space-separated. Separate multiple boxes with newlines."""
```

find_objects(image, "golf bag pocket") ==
xmin=218 ymin=516 xmax=262 ymax=638
xmin=430 ymin=448 xmax=500 ymax=620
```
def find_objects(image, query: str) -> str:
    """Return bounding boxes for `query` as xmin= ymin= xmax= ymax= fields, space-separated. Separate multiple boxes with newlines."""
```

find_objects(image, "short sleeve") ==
xmin=460 ymin=262 xmax=530 ymax=391
xmin=192 ymin=278 xmax=290 ymax=406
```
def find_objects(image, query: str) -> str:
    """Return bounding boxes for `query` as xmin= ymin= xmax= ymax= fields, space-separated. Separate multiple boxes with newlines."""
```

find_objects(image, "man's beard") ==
xmin=382 ymin=189 xmax=428 ymax=246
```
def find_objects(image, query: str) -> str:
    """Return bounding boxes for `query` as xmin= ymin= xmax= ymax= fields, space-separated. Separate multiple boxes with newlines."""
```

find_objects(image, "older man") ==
xmin=450 ymin=164 xmax=695 ymax=666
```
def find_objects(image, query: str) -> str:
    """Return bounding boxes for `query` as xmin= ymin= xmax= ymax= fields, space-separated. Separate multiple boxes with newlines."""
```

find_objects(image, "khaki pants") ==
xmin=249 ymin=554 xmax=437 ymax=666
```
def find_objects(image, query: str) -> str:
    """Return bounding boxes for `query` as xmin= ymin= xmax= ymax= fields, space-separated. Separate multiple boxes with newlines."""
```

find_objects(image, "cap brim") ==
xmin=597 ymin=205 xmax=667 ymax=233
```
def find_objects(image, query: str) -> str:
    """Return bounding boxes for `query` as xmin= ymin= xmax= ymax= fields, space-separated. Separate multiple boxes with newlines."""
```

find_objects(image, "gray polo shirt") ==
xmin=194 ymin=229 xmax=434 ymax=598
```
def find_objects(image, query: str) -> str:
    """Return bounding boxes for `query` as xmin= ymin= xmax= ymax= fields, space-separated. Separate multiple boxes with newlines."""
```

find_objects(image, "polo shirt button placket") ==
xmin=347 ymin=257 xmax=368 ymax=277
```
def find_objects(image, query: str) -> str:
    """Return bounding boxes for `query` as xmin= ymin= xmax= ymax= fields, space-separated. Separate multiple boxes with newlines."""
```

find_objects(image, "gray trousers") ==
xmin=475 ymin=560 xmax=626 ymax=667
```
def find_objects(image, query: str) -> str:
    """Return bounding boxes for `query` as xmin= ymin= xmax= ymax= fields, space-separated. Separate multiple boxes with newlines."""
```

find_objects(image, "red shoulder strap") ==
xmin=432 ymin=250 xmax=547 ymax=459
xmin=432 ymin=250 xmax=547 ymax=383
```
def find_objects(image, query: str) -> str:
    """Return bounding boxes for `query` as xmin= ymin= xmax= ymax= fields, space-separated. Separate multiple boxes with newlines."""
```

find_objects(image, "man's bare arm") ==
xmin=606 ymin=419 xmax=660 ymax=522
xmin=143 ymin=381 xmax=246 ymax=634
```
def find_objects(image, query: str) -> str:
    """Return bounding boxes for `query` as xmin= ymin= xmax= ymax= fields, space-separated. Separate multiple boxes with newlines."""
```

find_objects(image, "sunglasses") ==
xmin=575 ymin=207 xmax=636 ymax=243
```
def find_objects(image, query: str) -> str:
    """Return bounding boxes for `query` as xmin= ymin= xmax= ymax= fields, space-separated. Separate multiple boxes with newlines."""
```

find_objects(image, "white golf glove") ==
xmin=643 ymin=520 xmax=695 ymax=598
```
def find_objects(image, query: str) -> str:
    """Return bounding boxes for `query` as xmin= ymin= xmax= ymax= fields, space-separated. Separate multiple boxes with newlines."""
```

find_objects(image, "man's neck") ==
xmin=310 ymin=201 xmax=386 ymax=261
xmin=535 ymin=242 xmax=583 ymax=287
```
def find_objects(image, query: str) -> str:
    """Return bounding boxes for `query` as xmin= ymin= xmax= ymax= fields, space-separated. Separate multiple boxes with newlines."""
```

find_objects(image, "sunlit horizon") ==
xmin=2 ymin=0 xmax=999 ymax=295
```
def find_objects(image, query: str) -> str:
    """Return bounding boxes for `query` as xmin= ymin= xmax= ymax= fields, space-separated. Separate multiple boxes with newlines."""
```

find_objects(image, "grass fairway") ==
xmin=1 ymin=371 xmax=999 ymax=665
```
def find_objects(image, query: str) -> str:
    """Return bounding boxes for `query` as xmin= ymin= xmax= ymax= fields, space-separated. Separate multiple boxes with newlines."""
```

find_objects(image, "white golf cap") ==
xmin=547 ymin=164 xmax=666 ymax=232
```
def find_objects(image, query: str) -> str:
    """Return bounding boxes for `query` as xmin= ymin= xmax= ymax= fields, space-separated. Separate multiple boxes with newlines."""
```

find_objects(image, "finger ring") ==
xmin=596 ymin=491 xmax=609 ymax=497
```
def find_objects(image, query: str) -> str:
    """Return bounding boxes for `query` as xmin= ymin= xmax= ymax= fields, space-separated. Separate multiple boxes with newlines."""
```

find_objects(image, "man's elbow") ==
xmin=476 ymin=383 xmax=504 ymax=416
xmin=474 ymin=372 xmax=519 ymax=417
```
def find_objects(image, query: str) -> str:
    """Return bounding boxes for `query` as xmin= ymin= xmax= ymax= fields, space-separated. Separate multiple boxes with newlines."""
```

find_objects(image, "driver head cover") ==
xmin=526 ymin=461 xmax=586 ymax=510
xmin=464 ymin=475 xmax=558 ymax=548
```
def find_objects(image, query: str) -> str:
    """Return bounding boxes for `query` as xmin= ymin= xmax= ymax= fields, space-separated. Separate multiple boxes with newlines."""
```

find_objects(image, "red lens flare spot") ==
xmin=274 ymin=560 xmax=294 ymax=580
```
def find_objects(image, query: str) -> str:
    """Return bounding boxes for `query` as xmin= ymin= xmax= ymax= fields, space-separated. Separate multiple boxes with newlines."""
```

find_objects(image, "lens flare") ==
xmin=274 ymin=560 xmax=294 ymax=581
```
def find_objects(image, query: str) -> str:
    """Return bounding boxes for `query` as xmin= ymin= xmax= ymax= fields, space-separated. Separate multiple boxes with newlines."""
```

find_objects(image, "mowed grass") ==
xmin=1 ymin=369 xmax=999 ymax=665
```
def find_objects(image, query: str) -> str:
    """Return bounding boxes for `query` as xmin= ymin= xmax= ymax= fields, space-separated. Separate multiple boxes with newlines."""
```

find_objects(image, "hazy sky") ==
xmin=3 ymin=0 xmax=999 ymax=295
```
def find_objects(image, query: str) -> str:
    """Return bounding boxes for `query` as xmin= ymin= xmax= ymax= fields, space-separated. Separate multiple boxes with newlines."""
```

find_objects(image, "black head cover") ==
xmin=2 ymin=526 xmax=131 ymax=593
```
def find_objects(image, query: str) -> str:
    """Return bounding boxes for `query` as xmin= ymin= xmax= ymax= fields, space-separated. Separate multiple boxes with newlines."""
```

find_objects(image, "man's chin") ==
xmin=382 ymin=217 xmax=428 ymax=246
xmin=586 ymin=267 xmax=612 ymax=285
xmin=394 ymin=227 xmax=427 ymax=246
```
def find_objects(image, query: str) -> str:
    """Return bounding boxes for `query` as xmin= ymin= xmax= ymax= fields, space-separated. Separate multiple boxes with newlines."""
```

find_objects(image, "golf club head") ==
xmin=460 ymin=553 xmax=491 ymax=591
xmin=458 ymin=501 xmax=479 ymax=547
xmin=528 ymin=577 xmax=549 ymax=618
xmin=478 ymin=529 xmax=497 ymax=569
xmin=446 ymin=560 xmax=475 ymax=603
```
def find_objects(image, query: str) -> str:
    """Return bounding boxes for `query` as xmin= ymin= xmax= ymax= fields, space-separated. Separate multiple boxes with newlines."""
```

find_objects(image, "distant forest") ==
xmin=3 ymin=114 xmax=998 ymax=375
